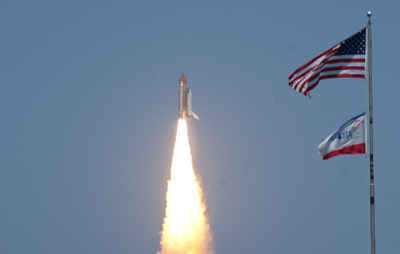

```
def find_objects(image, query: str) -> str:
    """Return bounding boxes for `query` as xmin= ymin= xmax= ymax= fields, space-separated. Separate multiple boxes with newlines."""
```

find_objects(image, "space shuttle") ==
xmin=179 ymin=74 xmax=199 ymax=120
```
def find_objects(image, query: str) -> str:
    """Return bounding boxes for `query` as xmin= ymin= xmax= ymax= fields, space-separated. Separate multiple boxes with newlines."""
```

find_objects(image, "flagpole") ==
xmin=366 ymin=11 xmax=375 ymax=254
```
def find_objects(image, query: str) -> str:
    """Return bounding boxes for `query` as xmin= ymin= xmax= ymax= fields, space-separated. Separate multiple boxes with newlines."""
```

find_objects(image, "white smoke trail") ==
xmin=158 ymin=119 xmax=213 ymax=254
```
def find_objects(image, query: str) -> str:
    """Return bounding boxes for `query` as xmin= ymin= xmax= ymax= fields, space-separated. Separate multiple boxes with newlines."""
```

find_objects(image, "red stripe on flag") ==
xmin=319 ymin=73 xmax=365 ymax=79
xmin=326 ymin=58 xmax=365 ymax=64
xmin=321 ymin=66 xmax=365 ymax=72
xmin=322 ymin=143 xmax=366 ymax=160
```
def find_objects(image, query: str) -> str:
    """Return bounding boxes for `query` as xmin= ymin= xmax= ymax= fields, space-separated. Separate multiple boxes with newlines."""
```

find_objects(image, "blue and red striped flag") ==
xmin=318 ymin=113 xmax=366 ymax=160
xmin=289 ymin=28 xmax=366 ymax=97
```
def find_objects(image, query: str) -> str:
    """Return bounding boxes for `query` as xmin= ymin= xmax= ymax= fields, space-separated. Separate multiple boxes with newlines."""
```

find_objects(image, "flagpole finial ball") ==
xmin=367 ymin=11 xmax=372 ymax=17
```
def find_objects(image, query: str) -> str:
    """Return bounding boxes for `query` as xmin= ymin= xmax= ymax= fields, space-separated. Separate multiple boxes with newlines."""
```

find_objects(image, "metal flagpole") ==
xmin=366 ymin=11 xmax=375 ymax=254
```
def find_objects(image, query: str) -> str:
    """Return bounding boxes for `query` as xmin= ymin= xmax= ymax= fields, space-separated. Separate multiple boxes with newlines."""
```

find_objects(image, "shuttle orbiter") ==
xmin=179 ymin=74 xmax=199 ymax=120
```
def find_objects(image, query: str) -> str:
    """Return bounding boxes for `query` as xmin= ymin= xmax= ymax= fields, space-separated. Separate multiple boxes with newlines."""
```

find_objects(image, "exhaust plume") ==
xmin=158 ymin=119 xmax=213 ymax=254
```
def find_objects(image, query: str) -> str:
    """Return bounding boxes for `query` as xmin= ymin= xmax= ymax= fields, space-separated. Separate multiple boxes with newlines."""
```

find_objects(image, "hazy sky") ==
xmin=2 ymin=1 xmax=399 ymax=253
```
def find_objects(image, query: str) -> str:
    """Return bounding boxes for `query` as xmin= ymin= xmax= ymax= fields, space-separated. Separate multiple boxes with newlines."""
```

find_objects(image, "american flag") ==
xmin=288 ymin=28 xmax=366 ymax=97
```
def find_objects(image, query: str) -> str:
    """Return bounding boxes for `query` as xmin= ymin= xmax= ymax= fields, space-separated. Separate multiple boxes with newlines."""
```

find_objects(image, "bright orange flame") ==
xmin=158 ymin=119 xmax=213 ymax=254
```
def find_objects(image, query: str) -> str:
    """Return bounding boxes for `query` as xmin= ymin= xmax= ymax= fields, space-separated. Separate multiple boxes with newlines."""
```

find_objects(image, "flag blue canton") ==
xmin=337 ymin=28 xmax=366 ymax=55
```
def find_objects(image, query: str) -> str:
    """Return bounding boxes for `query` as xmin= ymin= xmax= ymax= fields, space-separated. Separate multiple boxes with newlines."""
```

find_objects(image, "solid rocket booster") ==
xmin=179 ymin=74 xmax=199 ymax=120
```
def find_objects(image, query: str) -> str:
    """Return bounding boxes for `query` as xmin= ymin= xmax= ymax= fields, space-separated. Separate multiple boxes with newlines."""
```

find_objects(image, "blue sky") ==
xmin=1 ymin=1 xmax=399 ymax=253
